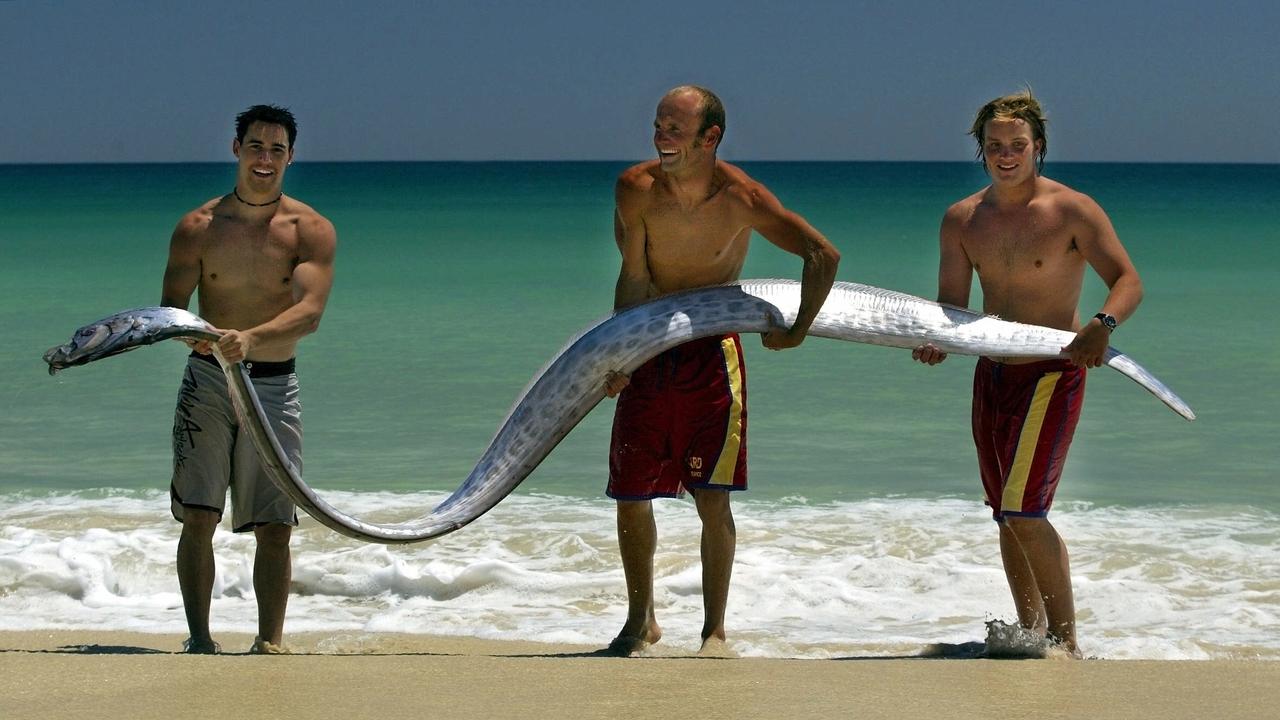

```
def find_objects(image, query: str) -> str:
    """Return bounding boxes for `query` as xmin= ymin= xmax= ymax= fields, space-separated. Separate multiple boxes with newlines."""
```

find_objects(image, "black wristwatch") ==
xmin=1094 ymin=312 xmax=1117 ymax=331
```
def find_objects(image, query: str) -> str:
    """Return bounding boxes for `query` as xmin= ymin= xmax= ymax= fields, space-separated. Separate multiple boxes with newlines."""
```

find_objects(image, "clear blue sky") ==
xmin=3 ymin=1 xmax=1276 ymax=163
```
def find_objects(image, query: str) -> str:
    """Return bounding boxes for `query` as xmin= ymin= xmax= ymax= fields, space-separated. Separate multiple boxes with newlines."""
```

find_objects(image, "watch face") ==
xmin=1097 ymin=313 xmax=1117 ymax=330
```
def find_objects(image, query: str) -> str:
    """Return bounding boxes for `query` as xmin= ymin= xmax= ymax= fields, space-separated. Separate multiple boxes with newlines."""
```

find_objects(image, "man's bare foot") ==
xmin=1043 ymin=643 xmax=1083 ymax=660
xmin=982 ymin=620 xmax=1083 ymax=659
xmin=604 ymin=635 xmax=652 ymax=657
xmin=603 ymin=623 xmax=661 ymax=657
xmin=182 ymin=637 xmax=221 ymax=654
xmin=984 ymin=619 xmax=1051 ymax=658
xmin=249 ymin=636 xmax=290 ymax=655
xmin=696 ymin=636 xmax=738 ymax=658
xmin=1044 ymin=634 xmax=1083 ymax=660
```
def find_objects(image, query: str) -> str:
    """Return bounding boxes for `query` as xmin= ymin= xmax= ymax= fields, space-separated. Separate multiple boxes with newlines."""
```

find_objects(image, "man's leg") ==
xmin=611 ymin=499 xmax=661 ymax=654
xmin=693 ymin=488 xmax=735 ymax=648
xmin=176 ymin=508 xmax=220 ymax=653
xmin=252 ymin=522 xmax=293 ymax=648
xmin=1003 ymin=516 xmax=1076 ymax=653
xmin=998 ymin=521 xmax=1047 ymax=635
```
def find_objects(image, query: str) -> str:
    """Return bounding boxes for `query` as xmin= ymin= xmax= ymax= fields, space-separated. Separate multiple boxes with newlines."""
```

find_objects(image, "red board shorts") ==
xmin=608 ymin=334 xmax=748 ymax=500
xmin=972 ymin=357 xmax=1085 ymax=522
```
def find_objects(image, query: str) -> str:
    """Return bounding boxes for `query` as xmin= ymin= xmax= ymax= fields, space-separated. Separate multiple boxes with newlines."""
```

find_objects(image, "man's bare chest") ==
xmin=201 ymin=222 xmax=300 ymax=285
xmin=964 ymin=207 xmax=1075 ymax=272
xmin=643 ymin=200 xmax=746 ymax=259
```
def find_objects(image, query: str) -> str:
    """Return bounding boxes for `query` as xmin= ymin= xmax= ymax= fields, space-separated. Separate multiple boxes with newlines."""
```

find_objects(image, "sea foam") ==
xmin=1 ymin=490 xmax=1276 ymax=659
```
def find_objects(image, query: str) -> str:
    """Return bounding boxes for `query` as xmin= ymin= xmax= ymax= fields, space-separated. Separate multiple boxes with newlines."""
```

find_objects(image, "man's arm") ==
xmin=613 ymin=175 xmax=651 ymax=312
xmin=742 ymin=183 xmax=840 ymax=350
xmin=913 ymin=205 xmax=974 ymax=365
xmin=603 ymin=174 xmax=651 ymax=397
xmin=161 ymin=215 xmax=203 ymax=310
xmin=161 ymin=214 xmax=216 ymax=354
xmin=1061 ymin=194 xmax=1143 ymax=368
xmin=216 ymin=214 xmax=338 ymax=363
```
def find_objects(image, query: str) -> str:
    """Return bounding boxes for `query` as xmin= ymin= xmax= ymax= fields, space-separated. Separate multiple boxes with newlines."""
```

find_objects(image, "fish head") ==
xmin=43 ymin=322 xmax=113 ymax=372
xmin=42 ymin=312 xmax=147 ymax=373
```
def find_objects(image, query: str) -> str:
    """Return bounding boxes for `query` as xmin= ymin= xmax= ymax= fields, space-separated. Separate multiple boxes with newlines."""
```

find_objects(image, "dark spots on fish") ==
xmin=209 ymin=273 xmax=217 ymax=280
xmin=282 ymin=277 xmax=291 ymax=285
xmin=1035 ymin=260 xmax=1043 ymax=268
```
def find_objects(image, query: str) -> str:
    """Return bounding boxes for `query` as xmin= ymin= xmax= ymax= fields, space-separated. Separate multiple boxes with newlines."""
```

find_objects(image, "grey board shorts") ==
xmin=170 ymin=353 xmax=301 ymax=532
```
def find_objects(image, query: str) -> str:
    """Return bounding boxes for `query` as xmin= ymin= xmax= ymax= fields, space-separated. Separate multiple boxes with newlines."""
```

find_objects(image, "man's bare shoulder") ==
xmin=617 ymin=161 xmax=660 ymax=191
xmin=1037 ymin=177 xmax=1106 ymax=220
xmin=615 ymin=162 xmax=660 ymax=213
xmin=943 ymin=189 xmax=986 ymax=227
xmin=173 ymin=197 xmax=224 ymax=239
xmin=717 ymin=160 xmax=773 ymax=208
xmin=282 ymin=196 xmax=337 ymax=248
xmin=281 ymin=196 xmax=331 ymax=226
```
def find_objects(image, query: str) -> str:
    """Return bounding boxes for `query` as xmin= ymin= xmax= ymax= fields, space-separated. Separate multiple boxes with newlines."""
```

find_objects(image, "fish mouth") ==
xmin=42 ymin=318 xmax=126 ymax=373
xmin=43 ymin=343 xmax=74 ymax=374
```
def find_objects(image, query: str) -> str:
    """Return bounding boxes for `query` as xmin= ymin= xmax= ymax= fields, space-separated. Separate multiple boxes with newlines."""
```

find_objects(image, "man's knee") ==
xmin=1001 ymin=515 xmax=1052 ymax=540
xmin=253 ymin=522 xmax=293 ymax=548
xmin=180 ymin=507 xmax=220 ymax=539
xmin=616 ymin=499 xmax=653 ymax=520
xmin=692 ymin=489 xmax=732 ymax=524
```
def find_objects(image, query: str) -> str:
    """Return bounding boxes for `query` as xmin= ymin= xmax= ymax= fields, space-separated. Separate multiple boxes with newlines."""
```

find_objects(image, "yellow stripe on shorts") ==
xmin=1001 ymin=371 xmax=1062 ymax=513
xmin=709 ymin=337 xmax=745 ymax=486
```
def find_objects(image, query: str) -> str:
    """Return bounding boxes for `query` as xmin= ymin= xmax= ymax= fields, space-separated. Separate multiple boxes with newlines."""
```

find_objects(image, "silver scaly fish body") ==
xmin=42 ymin=306 xmax=218 ymax=374
xmin=44 ymin=279 xmax=1195 ymax=544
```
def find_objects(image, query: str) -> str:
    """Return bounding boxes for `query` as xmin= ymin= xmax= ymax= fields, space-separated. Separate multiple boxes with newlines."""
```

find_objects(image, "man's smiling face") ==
xmin=234 ymin=122 xmax=293 ymax=192
xmin=982 ymin=118 xmax=1041 ymax=183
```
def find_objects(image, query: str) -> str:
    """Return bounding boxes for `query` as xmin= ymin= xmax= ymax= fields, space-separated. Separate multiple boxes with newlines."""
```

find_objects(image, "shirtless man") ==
xmin=161 ymin=104 xmax=336 ymax=654
xmin=912 ymin=91 xmax=1142 ymax=655
xmin=604 ymin=86 xmax=840 ymax=655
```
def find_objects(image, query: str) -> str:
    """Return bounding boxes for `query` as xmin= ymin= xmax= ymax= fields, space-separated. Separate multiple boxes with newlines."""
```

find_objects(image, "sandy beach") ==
xmin=2 ymin=630 xmax=1276 ymax=720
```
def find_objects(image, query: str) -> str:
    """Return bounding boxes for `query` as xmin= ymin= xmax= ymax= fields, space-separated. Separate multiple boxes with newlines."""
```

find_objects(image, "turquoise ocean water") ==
xmin=1 ymin=162 xmax=1277 ymax=658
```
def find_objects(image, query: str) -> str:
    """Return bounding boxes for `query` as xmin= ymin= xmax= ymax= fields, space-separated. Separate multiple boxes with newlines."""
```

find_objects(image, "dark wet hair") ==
xmin=235 ymin=105 xmax=298 ymax=147
xmin=969 ymin=89 xmax=1047 ymax=172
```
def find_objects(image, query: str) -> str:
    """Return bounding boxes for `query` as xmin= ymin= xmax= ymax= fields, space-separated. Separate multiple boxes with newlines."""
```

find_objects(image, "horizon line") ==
xmin=3 ymin=159 xmax=1277 ymax=167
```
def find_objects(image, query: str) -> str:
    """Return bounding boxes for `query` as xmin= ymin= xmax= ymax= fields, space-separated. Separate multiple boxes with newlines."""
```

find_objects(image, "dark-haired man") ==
xmin=603 ymin=85 xmax=840 ymax=656
xmin=912 ymin=90 xmax=1143 ymax=655
xmin=161 ymin=104 xmax=336 ymax=654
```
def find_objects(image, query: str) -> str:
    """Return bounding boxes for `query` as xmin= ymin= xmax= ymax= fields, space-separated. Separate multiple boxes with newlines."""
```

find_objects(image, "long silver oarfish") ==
xmin=43 ymin=279 xmax=1195 ymax=544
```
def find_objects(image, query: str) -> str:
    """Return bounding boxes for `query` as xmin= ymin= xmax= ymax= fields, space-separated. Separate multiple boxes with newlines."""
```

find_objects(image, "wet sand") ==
xmin=2 ymin=630 xmax=1276 ymax=719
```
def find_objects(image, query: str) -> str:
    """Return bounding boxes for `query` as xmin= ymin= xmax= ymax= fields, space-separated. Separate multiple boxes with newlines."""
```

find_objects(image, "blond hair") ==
xmin=969 ymin=89 xmax=1048 ymax=171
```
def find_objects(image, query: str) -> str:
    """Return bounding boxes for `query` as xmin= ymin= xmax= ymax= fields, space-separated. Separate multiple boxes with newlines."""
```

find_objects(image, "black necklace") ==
xmin=233 ymin=187 xmax=282 ymax=207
